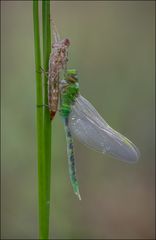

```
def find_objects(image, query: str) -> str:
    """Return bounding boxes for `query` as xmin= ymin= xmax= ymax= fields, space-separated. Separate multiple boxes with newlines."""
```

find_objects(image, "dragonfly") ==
xmin=59 ymin=69 xmax=140 ymax=200
xmin=48 ymin=20 xmax=70 ymax=120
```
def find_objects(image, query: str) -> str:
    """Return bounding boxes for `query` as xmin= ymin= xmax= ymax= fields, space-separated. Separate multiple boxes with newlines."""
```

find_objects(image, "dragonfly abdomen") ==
xmin=63 ymin=117 xmax=81 ymax=200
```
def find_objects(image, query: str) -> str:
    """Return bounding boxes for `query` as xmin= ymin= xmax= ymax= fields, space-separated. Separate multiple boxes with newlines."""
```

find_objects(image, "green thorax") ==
xmin=60 ymin=69 xmax=79 ymax=118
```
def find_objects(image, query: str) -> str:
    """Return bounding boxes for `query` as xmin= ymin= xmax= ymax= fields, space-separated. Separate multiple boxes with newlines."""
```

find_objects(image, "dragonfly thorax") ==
xmin=60 ymin=71 xmax=79 ymax=118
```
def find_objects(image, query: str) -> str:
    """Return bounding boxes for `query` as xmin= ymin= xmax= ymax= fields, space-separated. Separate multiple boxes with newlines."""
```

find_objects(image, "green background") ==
xmin=1 ymin=1 xmax=155 ymax=239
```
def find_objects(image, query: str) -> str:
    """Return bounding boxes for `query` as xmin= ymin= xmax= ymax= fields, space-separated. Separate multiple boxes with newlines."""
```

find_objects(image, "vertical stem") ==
xmin=42 ymin=0 xmax=52 ymax=239
xmin=33 ymin=1 xmax=51 ymax=239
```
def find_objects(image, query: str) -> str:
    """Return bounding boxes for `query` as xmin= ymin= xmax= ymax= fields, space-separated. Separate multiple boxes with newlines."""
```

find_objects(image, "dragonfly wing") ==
xmin=69 ymin=95 xmax=140 ymax=163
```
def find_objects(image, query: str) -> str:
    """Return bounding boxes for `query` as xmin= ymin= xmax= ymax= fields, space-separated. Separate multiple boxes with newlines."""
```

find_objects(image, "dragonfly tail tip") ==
xmin=75 ymin=190 xmax=81 ymax=200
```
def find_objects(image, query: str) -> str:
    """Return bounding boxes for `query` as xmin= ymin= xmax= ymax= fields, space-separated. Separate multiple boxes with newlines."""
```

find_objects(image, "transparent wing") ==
xmin=69 ymin=95 xmax=140 ymax=163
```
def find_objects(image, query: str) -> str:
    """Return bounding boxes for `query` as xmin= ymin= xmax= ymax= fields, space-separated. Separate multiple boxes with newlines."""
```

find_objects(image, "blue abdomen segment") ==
xmin=63 ymin=117 xmax=81 ymax=200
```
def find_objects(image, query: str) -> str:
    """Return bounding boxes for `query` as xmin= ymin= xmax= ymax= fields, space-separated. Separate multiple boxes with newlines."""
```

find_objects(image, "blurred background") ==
xmin=1 ymin=1 xmax=155 ymax=239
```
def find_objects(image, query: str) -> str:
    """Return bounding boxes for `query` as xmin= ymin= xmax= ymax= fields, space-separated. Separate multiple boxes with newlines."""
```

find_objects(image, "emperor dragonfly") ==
xmin=59 ymin=69 xmax=140 ymax=200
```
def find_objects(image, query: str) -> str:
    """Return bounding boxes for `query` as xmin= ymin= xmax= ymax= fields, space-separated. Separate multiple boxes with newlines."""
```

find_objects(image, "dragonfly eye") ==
xmin=67 ymin=76 xmax=78 ymax=83
xmin=65 ymin=69 xmax=78 ymax=83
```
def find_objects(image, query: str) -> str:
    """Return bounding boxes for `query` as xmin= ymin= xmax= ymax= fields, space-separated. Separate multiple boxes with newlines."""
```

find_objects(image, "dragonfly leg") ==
xmin=40 ymin=66 xmax=49 ymax=76
xmin=36 ymin=66 xmax=49 ymax=77
xmin=36 ymin=104 xmax=49 ymax=108
xmin=59 ymin=80 xmax=69 ymax=91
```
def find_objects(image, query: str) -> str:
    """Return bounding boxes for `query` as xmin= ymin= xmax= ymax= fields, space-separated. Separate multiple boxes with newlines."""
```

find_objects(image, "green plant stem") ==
xmin=42 ymin=0 xmax=52 ymax=239
xmin=33 ymin=1 xmax=52 ymax=239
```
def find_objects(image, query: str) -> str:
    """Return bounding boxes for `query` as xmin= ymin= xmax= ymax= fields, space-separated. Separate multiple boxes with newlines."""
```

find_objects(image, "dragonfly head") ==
xmin=65 ymin=69 xmax=78 ymax=83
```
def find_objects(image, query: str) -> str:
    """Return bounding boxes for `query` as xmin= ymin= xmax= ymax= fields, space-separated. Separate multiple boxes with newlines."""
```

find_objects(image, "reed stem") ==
xmin=33 ymin=1 xmax=52 ymax=239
